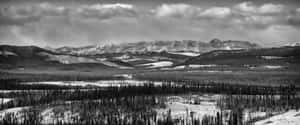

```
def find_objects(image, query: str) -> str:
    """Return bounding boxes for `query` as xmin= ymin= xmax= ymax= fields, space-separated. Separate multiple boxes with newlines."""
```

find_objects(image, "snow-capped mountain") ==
xmin=55 ymin=39 xmax=260 ymax=55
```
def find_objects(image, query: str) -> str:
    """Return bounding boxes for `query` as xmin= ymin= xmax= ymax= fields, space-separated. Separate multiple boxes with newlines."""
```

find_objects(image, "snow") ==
xmin=113 ymin=74 xmax=133 ymax=79
xmin=173 ymin=65 xmax=186 ymax=69
xmin=187 ymin=70 xmax=233 ymax=73
xmin=286 ymin=42 xmax=300 ymax=47
xmin=38 ymin=52 xmax=99 ymax=64
xmin=22 ymin=80 xmax=168 ymax=87
xmin=261 ymin=56 xmax=284 ymax=60
xmin=224 ymin=46 xmax=232 ymax=50
xmin=114 ymin=54 xmax=130 ymax=60
xmin=0 ymin=51 xmax=17 ymax=56
xmin=40 ymin=108 xmax=79 ymax=124
xmin=172 ymin=65 xmax=217 ymax=70
xmin=100 ymin=60 xmax=133 ymax=69
xmin=244 ymin=110 xmax=268 ymax=122
xmin=0 ymin=107 xmax=29 ymax=115
xmin=189 ymin=64 xmax=217 ymax=68
xmin=248 ymin=65 xmax=284 ymax=70
xmin=139 ymin=61 xmax=173 ymax=68
xmin=255 ymin=110 xmax=300 ymax=125
xmin=262 ymin=65 xmax=283 ymax=69
xmin=169 ymin=52 xmax=200 ymax=57
xmin=38 ymin=52 xmax=133 ymax=69
xmin=122 ymin=58 xmax=142 ymax=62
xmin=0 ymin=106 xmax=30 ymax=120
xmin=0 ymin=98 xmax=13 ymax=104
xmin=156 ymin=94 xmax=221 ymax=120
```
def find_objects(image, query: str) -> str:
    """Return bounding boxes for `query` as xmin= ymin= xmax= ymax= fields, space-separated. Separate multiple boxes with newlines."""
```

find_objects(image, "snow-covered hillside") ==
xmin=255 ymin=110 xmax=300 ymax=125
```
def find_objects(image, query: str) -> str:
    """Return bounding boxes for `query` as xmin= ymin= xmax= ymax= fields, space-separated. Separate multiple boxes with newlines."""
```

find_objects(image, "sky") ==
xmin=0 ymin=0 xmax=300 ymax=47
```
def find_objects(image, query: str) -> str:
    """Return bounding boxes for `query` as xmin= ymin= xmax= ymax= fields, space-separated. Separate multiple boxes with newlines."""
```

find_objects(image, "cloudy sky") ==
xmin=0 ymin=0 xmax=300 ymax=47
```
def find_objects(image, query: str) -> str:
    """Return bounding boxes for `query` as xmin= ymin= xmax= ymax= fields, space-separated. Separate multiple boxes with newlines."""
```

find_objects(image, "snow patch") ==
xmin=0 ymin=98 xmax=13 ymax=104
xmin=261 ymin=56 xmax=284 ymax=60
xmin=169 ymin=52 xmax=200 ymax=57
xmin=41 ymin=108 xmax=79 ymax=124
xmin=139 ymin=61 xmax=173 ymax=68
xmin=262 ymin=65 xmax=283 ymax=69
xmin=38 ymin=52 xmax=99 ymax=64
xmin=255 ymin=110 xmax=300 ymax=125
xmin=39 ymin=52 xmax=132 ymax=69
xmin=189 ymin=64 xmax=217 ymax=68
xmin=100 ymin=60 xmax=133 ymax=69
xmin=172 ymin=65 xmax=217 ymax=69
xmin=114 ymin=54 xmax=130 ymax=60
xmin=156 ymin=95 xmax=220 ymax=120
xmin=114 ymin=74 xmax=133 ymax=79
xmin=0 ymin=106 xmax=30 ymax=120
xmin=22 ymin=80 xmax=168 ymax=87
xmin=187 ymin=70 xmax=233 ymax=73
xmin=0 ymin=51 xmax=17 ymax=56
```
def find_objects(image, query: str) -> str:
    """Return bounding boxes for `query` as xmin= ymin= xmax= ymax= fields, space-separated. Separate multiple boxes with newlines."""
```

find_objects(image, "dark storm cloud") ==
xmin=286 ymin=9 xmax=300 ymax=27
xmin=150 ymin=2 xmax=299 ymax=29
xmin=0 ymin=3 xmax=139 ymax=26
xmin=0 ymin=3 xmax=66 ymax=26
xmin=0 ymin=0 xmax=299 ymax=47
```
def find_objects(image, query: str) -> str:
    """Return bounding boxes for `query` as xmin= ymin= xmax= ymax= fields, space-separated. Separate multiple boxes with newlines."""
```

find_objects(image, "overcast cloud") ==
xmin=0 ymin=0 xmax=299 ymax=47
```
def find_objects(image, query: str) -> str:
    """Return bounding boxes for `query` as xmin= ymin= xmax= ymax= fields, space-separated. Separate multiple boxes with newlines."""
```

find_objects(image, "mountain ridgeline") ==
xmin=1 ymin=39 xmax=300 ymax=69
xmin=181 ymin=46 xmax=300 ymax=66
xmin=55 ymin=39 xmax=260 ymax=55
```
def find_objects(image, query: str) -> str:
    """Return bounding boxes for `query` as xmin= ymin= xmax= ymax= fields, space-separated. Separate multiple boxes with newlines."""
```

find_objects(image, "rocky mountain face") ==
xmin=55 ymin=39 xmax=260 ymax=55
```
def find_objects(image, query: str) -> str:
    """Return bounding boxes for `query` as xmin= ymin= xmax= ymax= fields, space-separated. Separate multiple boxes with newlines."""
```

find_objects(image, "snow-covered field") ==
xmin=100 ymin=60 xmax=133 ymax=69
xmin=41 ymin=107 xmax=79 ymax=124
xmin=0 ymin=51 xmax=17 ymax=56
xmin=262 ymin=65 xmax=283 ymax=69
xmin=139 ymin=61 xmax=173 ymax=68
xmin=261 ymin=56 xmax=285 ymax=60
xmin=248 ymin=65 xmax=284 ymax=69
xmin=0 ymin=106 xmax=30 ymax=120
xmin=255 ymin=110 xmax=300 ymax=125
xmin=163 ymin=64 xmax=218 ymax=70
xmin=38 ymin=52 xmax=99 ymax=64
xmin=168 ymin=52 xmax=200 ymax=57
xmin=21 ymin=80 xmax=169 ymax=87
xmin=0 ymin=98 xmax=13 ymax=104
xmin=156 ymin=94 xmax=221 ymax=120
xmin=187 ymin=70 xmax=233 ymax=73
xmin=38 ymin=52 xmax=133 ymax=69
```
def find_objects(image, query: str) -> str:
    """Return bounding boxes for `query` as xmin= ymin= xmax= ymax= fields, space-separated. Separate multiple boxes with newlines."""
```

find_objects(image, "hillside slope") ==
xmin=181 ymin=46 xmax=300 ymax=67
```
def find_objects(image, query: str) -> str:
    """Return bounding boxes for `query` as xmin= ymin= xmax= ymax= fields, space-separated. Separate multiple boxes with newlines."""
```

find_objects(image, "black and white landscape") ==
xmin=0 ymin=0 xmax=300 ymax=125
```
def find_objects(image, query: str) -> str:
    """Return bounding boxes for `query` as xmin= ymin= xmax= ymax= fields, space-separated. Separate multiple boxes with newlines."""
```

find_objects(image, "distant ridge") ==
xmin=180 ymin=46 xmax=300 ymax=66
xmin=54 ymin=39 xmax=260 ymax=55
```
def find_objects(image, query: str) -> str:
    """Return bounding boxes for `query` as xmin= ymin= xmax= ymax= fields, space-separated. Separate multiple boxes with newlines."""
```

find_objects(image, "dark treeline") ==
xmin=1 ymin=93 xmax=299 ymax=125
xmin=0 ymin=80 xmax=299 ymax=125
xmin=0 ymin=96 xmax=246 ymax=125
xmin=0 ymin=83 xmax=298 ymax=110
xmin=1 ymin=78 xmax=299 ymax=94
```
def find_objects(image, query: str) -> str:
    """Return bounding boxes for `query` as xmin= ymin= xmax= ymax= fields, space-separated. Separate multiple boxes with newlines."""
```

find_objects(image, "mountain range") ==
xmin=55 ymin=39 xmax=260 ymax=55
xmin=1 ymin=39 xmax=299 ymax=70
